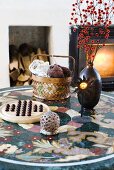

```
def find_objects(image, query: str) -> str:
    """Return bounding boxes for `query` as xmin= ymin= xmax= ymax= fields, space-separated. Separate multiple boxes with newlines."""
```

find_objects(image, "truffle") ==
xmin=47 ymin=64 xmax=64 ymax=78
xmin=61 ymin=66 xmax=72 ymax=77
xmin=47 ymin=64 xmax=72 ymax=78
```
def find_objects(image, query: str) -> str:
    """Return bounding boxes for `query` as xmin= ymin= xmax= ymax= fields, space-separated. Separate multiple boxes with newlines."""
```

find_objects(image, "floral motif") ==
xmin=32 ymin=139 xmax=58 ymax=154
xmin=0 ymin=124 xmax=13 ymax=138
xmin=76 ymin=76 xmax=96 ymax=97
xmin=24 ymin=144 xmax=33 ymax=149
xmin=0 ymin=144 xmax=18 ymax=154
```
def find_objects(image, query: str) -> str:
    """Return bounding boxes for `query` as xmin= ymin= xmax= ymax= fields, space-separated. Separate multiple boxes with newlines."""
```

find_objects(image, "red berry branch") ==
xmin=70 ymin=0 xmax=114 ymax=64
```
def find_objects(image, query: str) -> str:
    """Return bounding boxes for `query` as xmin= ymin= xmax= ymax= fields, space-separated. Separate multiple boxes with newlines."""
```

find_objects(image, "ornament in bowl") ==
xmin=29 ymin=56 xmax=73 ymax=100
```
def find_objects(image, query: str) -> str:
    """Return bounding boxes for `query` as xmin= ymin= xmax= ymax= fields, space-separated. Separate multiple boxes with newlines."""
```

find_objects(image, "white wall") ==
xmin=0 ymin=0 xmax=73 ymax=88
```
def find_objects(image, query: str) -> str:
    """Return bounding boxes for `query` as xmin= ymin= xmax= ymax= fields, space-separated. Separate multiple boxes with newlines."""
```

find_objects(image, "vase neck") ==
xmin=87 ymin=61 xmax=93 ymax=68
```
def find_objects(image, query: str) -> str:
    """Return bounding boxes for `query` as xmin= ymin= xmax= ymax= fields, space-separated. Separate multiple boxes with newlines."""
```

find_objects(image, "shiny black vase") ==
xmin=77 ymin=63 xmax=102 ymax=116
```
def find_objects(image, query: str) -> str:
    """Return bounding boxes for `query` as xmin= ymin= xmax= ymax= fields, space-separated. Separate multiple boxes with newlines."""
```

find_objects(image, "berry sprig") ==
xmin=70 ymin=0 xmax=114 ymax=63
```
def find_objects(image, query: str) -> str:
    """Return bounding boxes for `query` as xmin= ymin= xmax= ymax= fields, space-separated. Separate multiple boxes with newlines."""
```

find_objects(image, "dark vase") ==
xmin=77 ymin=62 xmax=102 ymax=116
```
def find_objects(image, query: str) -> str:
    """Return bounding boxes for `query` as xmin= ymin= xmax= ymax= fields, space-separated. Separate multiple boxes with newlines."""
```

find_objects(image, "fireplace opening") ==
xmin=69 ymin=25 xmax=114 ymax=90
xmin=9 ymin=26 xmax=50 ymax=86
xmin=94 ymin=44 xmax=114 ymax=78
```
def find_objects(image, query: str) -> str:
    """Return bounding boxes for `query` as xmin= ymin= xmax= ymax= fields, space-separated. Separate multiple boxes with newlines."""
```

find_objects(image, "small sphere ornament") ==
xmin=40 ymin=111 xmax=60 ymax=135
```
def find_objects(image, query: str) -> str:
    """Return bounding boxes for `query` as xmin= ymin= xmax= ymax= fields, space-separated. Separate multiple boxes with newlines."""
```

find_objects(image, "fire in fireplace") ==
xmin=94 ymin=44 xmax=114 ymax=78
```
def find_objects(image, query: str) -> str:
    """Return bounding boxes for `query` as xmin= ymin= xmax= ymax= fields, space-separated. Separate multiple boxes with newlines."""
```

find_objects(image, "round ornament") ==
xmin=40 ymin=111 xmax=60 ymax=135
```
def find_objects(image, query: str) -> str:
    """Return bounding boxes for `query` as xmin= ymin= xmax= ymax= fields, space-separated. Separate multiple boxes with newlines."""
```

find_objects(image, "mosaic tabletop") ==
xmin=0 ymin=86 xmax=114 ymax=170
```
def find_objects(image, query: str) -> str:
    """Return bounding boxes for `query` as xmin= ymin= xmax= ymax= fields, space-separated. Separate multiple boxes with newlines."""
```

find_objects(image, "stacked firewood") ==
xmin=9 ymin=43 xmax=49 ymax=86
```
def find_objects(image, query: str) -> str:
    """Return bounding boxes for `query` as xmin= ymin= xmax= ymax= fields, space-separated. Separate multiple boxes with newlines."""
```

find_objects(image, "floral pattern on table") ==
xmin=0 ymin=87 xmax=114 ymax=164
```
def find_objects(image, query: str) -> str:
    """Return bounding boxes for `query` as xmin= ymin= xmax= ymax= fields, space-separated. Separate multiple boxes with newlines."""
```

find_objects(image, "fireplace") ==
xmin=9 ymin=26 xmax=50 ymax=86
xmin=9 ymin=26 xmax=70 ymax=86
xmin=69 ymin=25 xmax=114 ymax=90
xmin=9 ymin=26 xmax=50 ymax=53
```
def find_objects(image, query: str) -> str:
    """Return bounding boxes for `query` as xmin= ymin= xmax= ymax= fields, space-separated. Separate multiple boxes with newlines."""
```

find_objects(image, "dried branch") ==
xmin=70 ymin=0 xmax=114 ymax=63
